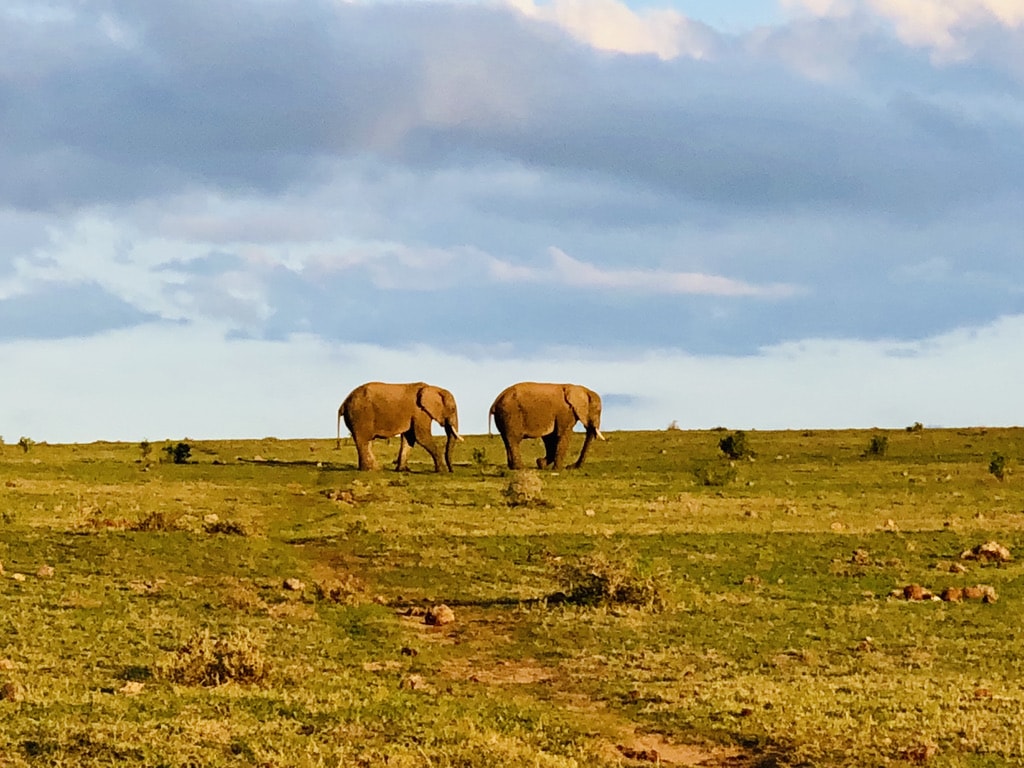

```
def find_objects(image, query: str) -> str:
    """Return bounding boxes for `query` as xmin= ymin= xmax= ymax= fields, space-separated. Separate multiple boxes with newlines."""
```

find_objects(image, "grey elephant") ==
xmin=337 ymin=382 xmax=462 ymax=472
xmin=489 ymin=382 xmax=604 ymax=470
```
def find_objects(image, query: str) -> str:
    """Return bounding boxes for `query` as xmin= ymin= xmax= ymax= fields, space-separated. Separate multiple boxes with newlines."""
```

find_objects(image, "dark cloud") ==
xmin=0 ymin=282 xmax=158 ymax=340
xmin=2 ymin=0 xmax=1022 ymax=220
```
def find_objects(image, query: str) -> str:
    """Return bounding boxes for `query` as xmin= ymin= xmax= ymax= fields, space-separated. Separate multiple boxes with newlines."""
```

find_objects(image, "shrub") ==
xmin=692 ymin=461 xmax=738 ymax=487
xmin=503 ymin=471 xmax=545 ymax=506
xmin=865 ymin=434 xmax=889 ymax=457
xmin=164 ymin=442 xmax=192 ymax=464
xmin=159 ymin=628 xmax=268 ymax=686
xmin=552 ymin=554 xmax=666 ymax=611
xmin=203 ymin=519 xmax=248 ymax=536
xmin=471 ymin=447 xmax=488 ymax=468
xmin=17 ymin=436 xmax=34 ymax=453
xmin=906 ymin=422 xmax=924 ymax=433
xmin=666 ymin=420 xmax=681 ymax=431
xmin=130 ymin=510 xmax=184 ymax=532
xmin=139 ymin=440 xmax=152 ymax=461
xmin=989 ymin=454 xmax=1007 ymax=481
xmin=718 ymin=430 xmax=753 ymax=460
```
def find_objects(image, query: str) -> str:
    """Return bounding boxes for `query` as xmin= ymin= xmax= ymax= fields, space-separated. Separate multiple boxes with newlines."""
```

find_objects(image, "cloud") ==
xmin=3 ymin=313 xmax=1024 ymax=442
xmin=785 ymin=0 xmax=1024 ymax=58
xmin=484 ymin=247 xmax=799 ymax=297
xmin=506 ymin=0 xmax=719 ymax=59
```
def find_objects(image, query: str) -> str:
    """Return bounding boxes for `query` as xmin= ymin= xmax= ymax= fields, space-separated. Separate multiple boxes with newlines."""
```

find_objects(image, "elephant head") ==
xmin=417 ymin=384 xmax=462 ymax=470
xmin=563 ymin=384 xmax=604 ymax=442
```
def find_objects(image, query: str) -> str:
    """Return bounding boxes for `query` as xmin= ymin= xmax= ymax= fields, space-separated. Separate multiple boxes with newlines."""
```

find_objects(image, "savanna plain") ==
xmin=1 ymin=427 xmax=1023 ymax=767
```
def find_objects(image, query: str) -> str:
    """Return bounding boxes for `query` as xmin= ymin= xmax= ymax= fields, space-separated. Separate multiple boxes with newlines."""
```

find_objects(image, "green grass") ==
xmin=1 ymin=429 xmax=1024 ymax=766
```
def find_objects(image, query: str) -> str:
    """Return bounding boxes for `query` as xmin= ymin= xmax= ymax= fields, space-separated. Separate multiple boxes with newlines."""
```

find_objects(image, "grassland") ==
xmin=1 ymin=427 xmax=1023 ymax=767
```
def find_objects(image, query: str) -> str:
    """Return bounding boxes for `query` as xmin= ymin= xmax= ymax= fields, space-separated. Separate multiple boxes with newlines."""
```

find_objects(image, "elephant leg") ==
xmin=538 ymin=433 xmax=558 ymax=469
xmin=552 ymin=430 xmax=573 ymax=470
xmin=354 ymin=437 xmax=379 ymax=471
xmin=412 ymin=419 xmax=445 ymax=472
xmin=502 ymin=433 xmax=523 ymax=470
xmin=394 ymin=431 xmax=415 ymax=471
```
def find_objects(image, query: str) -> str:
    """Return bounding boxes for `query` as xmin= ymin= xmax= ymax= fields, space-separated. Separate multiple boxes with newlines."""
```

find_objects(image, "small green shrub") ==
xmin=18 ymin=436 xmax=34 ymax=453
xmin=139 ymin=440 xmax=152 ymax=461
xmin=989 ymin=453 xmax=1007 ymax=481
xmin=503 ymin=471 xmax=545 ymax=506
xmin=130 ymin=510 xmax=184 ymax=532
xmin=552 ymin=554 xmax=666 ymax=611
xmin=905 ymin=422 xmax=924 ymax=433
xmin=203 ymin=519 xmax=248 ymax=536
xmin=692 ymin=461 xmax=738 ymax=487
xmin=471 ymin=447 xmax=488 ymax=468
xmin=718 ymin=430 xmax=753 ymax=459
xmin=163 ymin=442 xmax=192 ymax=464
xmin=666 ymin=420 xmax=681 ymax=431
xmin=865 ymin=434 xmax=889 ymax=457
xmin=158 ymin=628 xmax=268 ymax=686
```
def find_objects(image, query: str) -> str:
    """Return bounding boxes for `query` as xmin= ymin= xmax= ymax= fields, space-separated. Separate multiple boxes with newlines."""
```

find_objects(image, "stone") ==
xmin=282 ymin=577 xmax=305 ymax=591
xmin=425 ymin=604 xmax=455 ymax=626
xmin=36 ymin=565 xmax=55 ymax=579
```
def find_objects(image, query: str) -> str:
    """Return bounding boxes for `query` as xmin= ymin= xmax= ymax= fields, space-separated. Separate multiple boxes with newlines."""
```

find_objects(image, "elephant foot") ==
xmin=536 ymin=458 xmax=550 ymax=469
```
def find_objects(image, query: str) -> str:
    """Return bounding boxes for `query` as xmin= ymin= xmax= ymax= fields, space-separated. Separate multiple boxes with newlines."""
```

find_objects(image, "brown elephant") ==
xmin=338 ymin=382 xmax=461 ymax=472
xmin=489 ymin=382 xmax=604 ymax=470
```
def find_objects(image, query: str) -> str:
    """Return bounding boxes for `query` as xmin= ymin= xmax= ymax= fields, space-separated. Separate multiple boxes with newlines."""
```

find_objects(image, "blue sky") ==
xmin=2 ymin=0 xmax=1023 ymax=442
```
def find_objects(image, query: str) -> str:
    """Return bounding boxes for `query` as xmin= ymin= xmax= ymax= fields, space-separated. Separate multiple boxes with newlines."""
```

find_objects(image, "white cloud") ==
xmin=785 ymin=0 xmax=1024 ymax=56
xmin=506 ymin=0 xmax=717 ymax=59
xmin=3 ymin=314 xmax=1023 ymax=443
xmin=489 ymin=247 xmax=800 ymax=298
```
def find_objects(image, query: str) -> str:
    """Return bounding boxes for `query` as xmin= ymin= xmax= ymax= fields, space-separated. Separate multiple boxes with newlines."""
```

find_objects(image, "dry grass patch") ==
xmin=158 ymin=628 xmax=268 ymax=686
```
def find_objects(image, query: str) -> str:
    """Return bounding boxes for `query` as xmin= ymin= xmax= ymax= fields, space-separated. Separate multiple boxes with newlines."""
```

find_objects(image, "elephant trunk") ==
xmin=443 ymin=416 xmax=460 ymax=472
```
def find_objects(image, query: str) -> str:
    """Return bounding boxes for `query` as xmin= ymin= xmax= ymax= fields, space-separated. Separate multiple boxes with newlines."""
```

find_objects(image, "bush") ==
xmin=718 ymin=430 xmax=753 ymax=460
xmin=503 ymin=471 xmax=545 ymax=507
xmin=159 ymin=628 xmax=268 ymax=686
xmin=17 ymin=436 xmax=34 ymax=453
xmin=906 ymin=422 xmax=924 ymax=433
xmin=552 ymin=554 xmax=666 ymax=611
xmin=692 ymin=461 xmax=738 ymax=487
xmin=164 ymin=442 xmax=192 ymax=464
xmin=139 ymin=440 xmax=152 ymax=461
xmin=130 ymin=510 xmax=184 ymax=532
xmin=865 ymin=434 xmax=889 ymax=457
xmin=989 ymin=453 xmax=1007 ymax=481
xmin=471 ymin=447 xmax=488 ymax=468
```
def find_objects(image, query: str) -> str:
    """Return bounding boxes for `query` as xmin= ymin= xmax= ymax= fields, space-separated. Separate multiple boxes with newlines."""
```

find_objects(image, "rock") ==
xmin=961 ymin=541 xmax=1012 ymax=563
xmin=851 ymin=549 xmax=871 ymax=565
xmin=399 ymin=674 xmax=431 ymax=691
xmin=0 ymin=561 xmax=4 ymax=576
xmin=948 ymin=562 xmax=968 ymax=574
xmin=117 ymin=681 xmax=145 ymax=696
xmin=903 ymin=584 xmax=930 ymax=601
xmin=902 ymin=743 xmax=938 ymax=764
xmin=36 ymin=565 xmax=55 ymax=579
xmin=962 ymin=585 xmax=985 ymax=600
xmin=940 ymin=587 xmax=963 ymax=602
xmin=425 ymin=604 xmax=455 ymax=626
xmin=0 ymin=681 xmax=24 ymax=701
xmin=11 ymin=573 xmax=26 ymax=583
xmin=282 ymin=577 xmax=305 ymax=592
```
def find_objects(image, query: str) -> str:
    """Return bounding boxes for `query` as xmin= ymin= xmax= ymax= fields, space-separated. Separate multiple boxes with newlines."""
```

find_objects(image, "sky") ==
xmin=2 ymin=0 xmax=1023 ymax=443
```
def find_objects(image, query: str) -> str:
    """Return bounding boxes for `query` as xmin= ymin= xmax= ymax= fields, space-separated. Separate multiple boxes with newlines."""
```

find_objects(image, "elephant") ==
xmin=337 ymin=382 xmax=462 ymax=472
xmin=488 ymin=382 xmax=604 ymax=470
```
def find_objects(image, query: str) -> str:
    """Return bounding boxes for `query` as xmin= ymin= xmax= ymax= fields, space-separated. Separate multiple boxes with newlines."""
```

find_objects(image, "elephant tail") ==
xmin=336 ymin=406 xmax=343 ymax=449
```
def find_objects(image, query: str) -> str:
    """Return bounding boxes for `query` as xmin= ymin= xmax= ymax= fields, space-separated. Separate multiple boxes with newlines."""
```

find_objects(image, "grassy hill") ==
xmin=1 ymin=428 xmax=1022 ymax=766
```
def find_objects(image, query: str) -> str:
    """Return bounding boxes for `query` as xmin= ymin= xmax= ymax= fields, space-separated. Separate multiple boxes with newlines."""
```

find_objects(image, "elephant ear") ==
xmin=563 ymin=386 xmax=591 ymax=425
xmin=417 ymin=386 xmax=446 ymax=423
